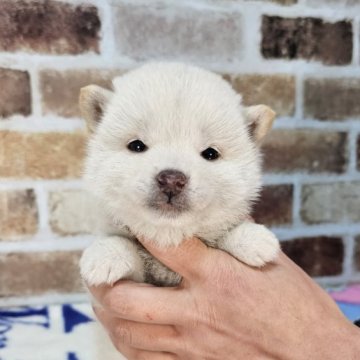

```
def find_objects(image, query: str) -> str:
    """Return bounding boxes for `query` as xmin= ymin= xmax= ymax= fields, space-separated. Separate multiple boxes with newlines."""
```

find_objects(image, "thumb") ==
xmin=138 ymin=236 xmax=212 ymax=281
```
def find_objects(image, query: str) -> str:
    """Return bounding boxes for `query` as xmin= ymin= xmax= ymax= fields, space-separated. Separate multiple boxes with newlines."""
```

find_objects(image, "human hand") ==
xmin=89 ymin=237 xmax=360 ymax=360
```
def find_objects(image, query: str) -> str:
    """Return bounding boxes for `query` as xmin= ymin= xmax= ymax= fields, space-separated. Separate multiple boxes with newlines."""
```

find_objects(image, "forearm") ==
xmin=326 ymin=322 xmax=360 ymax=360
xmin=287 ymin=319 xmax=360 ymax=360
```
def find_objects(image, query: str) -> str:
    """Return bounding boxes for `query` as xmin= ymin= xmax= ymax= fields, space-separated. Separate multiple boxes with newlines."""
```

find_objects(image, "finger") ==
xmin=138 ymin=236 xmax=213 ymax=281
xmin=127 ymin=351 xmax=177 ymax=360
xmin=94 ymin=306 xmax=179 ymax=352
xmin=105 ymin=328 xmax=177 ymax=360
xmin=89 ymin=281 xmax=189 ymax=325
xmin=111 ymin=342 xmax=177 ymax=360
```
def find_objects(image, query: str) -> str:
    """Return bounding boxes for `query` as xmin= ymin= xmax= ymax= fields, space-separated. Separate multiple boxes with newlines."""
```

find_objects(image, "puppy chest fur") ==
xmin=79 ymin=62 xmax=280 ymax=287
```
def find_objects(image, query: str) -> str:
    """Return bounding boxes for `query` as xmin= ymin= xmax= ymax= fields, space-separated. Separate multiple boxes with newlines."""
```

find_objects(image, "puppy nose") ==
xmin=156 ymin=169 xmax=188 ymax=196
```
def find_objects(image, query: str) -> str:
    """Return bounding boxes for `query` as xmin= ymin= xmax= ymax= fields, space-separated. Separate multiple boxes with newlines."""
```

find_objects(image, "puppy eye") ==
xmin=201 ymin=147 xmax=219 ymax=161
xmin=127 ymin=140 xmax=148 ymax=152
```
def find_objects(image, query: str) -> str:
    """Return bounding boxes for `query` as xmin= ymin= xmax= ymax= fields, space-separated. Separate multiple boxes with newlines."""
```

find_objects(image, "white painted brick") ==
xmin=49 ymin=190 xmax=98 ymax=236
xmin=301 ymin=182 xmax=360 ymax=224
xmin=112 ymin=3 xmax=244 ymax=63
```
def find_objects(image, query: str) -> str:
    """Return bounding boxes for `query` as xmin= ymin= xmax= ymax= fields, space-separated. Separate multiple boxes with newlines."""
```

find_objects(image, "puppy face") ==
xmin=80 ymin=63 xmax=275 ymax=232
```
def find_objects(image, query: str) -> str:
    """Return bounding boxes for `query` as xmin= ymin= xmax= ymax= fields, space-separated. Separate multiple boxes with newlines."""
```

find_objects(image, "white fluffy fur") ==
xmin=79 ymin=62 xmax=280 ymax=286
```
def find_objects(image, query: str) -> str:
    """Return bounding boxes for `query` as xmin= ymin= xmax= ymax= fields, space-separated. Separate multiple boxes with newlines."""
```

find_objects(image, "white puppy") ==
xmin=79 ymin=62 xmax=280 ymax=287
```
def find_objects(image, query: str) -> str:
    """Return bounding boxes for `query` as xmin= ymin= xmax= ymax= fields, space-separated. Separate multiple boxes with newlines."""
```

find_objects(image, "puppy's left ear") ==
xmin=79 ymin=85 xmax=113 ymax=133
xmin=244 ymin=105 xmax=276 ymax=144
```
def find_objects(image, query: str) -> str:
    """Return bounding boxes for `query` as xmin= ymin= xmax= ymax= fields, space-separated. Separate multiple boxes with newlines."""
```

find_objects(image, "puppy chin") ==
xmin=148 ymin=201 xmax=189 ymax=217
xmin=145 ymin=204 xmax=192 ymax=225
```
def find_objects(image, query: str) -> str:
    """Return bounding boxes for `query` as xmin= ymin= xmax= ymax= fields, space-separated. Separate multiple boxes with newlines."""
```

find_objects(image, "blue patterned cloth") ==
xmin=0 ymin=301 xmax=359 ymax=359
xmin=0 ymin=303 xmax=122 ymax=360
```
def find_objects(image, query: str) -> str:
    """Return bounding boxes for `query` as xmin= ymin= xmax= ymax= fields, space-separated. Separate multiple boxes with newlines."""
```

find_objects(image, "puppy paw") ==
xmin=220 ymin=223 xmax=280 ymax=267
xmin=238 ymin=228 xmax=279 ymax=267
xmin=80 ymin=236 xmax=144 ymax=286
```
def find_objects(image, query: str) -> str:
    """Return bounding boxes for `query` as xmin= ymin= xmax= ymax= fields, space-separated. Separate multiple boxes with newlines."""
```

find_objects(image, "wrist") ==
xmin=307 ymin=318 xmax=360 ymax=360
xmin=277 ymin=316 xmax=360 ymax=360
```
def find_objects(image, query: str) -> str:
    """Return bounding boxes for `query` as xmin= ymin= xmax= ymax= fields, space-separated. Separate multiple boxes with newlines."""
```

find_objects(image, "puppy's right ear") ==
xmin=244 ymin=105 xmax=276 ymax=144
xmin=79 ymin=85 xmax=113 ymax=133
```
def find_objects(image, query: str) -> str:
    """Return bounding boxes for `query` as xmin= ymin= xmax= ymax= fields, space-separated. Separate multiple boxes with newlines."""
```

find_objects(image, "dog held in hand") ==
xmin=79 ymin=62 xmax=280 ymax=287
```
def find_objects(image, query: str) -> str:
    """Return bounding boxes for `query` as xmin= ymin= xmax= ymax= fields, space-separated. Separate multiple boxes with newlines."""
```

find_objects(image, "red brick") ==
xmin=0 ymin=251 xmax=83 ymax=296
xmin=0 ymin=131 xmax=86 ymax=179
xmin=305 ymin=78 xmax=360 ymax=120
xmin=262 ymin=16 xmax=352 ymax=65
xmin=0 ymin=68 xmax=31 ymax=118
xmin=282 ymin=236 xmax=344 ymax=276
xmin=262 ymin=130 xmax=347 ymax=173
xmin=252 ymin=185 xmax=293 ymax=226
xmin=0 ymin=1 xmax=100 ymax=54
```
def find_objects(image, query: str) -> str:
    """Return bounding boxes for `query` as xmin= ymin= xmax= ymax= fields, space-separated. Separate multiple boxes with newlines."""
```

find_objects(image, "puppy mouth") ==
xmin=148 ymin=192 xmax=190 ymax=216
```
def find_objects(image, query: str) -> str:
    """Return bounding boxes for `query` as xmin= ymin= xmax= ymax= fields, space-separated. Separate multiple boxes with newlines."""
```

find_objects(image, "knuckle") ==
xmin=171 ymin=332 xmax=187 ymax=355
xmin=114 ymin=323 xmax=133 ymax=346
xmin=103 ymin=290 xmax=132 ymax=316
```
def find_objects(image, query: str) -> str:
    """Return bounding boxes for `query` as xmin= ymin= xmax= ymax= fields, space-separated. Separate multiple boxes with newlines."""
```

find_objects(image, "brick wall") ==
xmin=1 ymin=0 xmax=360 ymax=305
